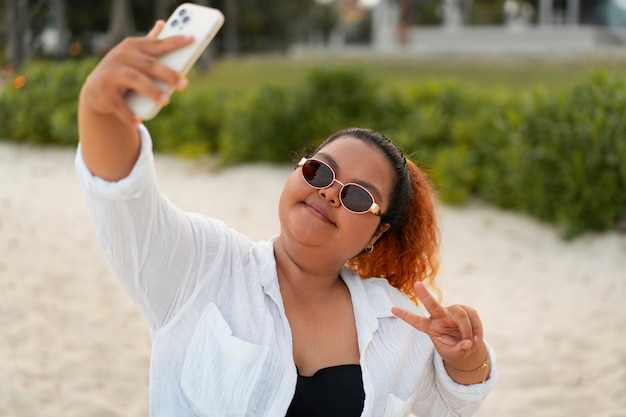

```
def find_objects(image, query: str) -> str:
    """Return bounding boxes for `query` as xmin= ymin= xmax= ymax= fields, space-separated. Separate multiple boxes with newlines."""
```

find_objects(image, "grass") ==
xmin=4 ymin=53 xmax=624 ymax=94
xmin=191 ymin=53 xmax=626 ymax=93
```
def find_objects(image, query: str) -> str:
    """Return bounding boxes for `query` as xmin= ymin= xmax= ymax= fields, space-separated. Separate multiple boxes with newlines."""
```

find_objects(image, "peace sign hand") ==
xmin=391 ymin=282 xmax=487 ymax=373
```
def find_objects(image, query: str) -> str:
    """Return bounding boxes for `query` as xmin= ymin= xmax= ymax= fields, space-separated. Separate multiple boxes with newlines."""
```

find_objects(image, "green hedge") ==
xmin=0 ymin=58 xmax=97 ymax=145
xmin=217 ymin=68 xmax=410 ymax=164
xmin=145 ymin=88 xmax=231 ymax=157
xmin=477 ymin=71 xmax=626 ymax=237
xmin=1 ymin=60 xmax=624 ymax=238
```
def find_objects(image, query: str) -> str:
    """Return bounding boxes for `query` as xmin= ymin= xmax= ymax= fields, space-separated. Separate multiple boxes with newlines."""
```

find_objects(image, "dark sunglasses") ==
xmin=298 ymin=158 xmax=381 ymax=216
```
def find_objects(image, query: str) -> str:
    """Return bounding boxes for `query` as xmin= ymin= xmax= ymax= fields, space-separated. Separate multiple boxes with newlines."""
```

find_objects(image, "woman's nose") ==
xmin=319 ymin=181 xmax=342 ymax=207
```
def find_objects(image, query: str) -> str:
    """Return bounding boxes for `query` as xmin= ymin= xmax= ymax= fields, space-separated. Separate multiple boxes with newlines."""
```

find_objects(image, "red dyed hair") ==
xmin=346 ymin=159 xmax=441 ymax=304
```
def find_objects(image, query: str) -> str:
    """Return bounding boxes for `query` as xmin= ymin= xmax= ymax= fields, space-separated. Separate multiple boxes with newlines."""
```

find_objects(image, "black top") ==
xmin=285 ymin=364 xmax=365 ymax=417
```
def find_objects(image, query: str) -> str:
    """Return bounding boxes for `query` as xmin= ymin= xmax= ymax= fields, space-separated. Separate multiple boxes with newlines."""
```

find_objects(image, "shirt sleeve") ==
xmin=411 ymin=342 xmax=497 ymax=417
xmin=75 ymin=125 xmax=208 ymax=330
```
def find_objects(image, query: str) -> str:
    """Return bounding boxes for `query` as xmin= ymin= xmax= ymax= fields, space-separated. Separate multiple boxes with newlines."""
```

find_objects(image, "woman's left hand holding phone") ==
xmin=78 ymin=21 xmax=193 ymax=181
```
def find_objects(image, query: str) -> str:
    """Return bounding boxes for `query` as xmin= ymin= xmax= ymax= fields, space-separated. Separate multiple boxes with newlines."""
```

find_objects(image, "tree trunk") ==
xmin=1 ymin=1 xmax=8 ymax=57
xmin=51 ymin=0 xmax=70 ymax=58
xmin=155 ymin=0 xmax=171 ymax=20
xmin=8 ymin=0 xmax=28 ymax=71
xmin=108 ymin=0 xmax=135 ymax=45
xmin=224 ymin=0 xmax=239 ymax=56
xmin=566 ymin=0 xmax=580 ymax=25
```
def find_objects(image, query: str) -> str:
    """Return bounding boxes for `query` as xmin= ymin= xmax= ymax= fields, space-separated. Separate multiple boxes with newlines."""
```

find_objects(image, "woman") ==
xmin=77 ymin=21 xmax=496 ymax=417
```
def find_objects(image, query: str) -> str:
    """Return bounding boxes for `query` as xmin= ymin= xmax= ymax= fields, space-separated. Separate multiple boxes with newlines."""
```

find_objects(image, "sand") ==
xmin=1 ymin=141 xmax=625 ymax=417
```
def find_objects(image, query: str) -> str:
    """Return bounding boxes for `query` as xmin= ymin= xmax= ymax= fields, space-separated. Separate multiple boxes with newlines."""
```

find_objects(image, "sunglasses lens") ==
xmin=301 ymin=158 xmax=377 ymax=214
xmin=341 ymin=184 xmax=374 ymax=213
xmin=302 ymin=160 xmax=333 ymax=188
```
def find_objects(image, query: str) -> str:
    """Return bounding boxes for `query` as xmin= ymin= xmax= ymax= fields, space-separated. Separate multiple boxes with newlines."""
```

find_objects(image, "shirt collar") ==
xmin=341 ymin=268 xmax=397 ymax=319
xmin=340 ymin=267 xmax=398 ymax=353
xmin=257 ymin=242 xmax=397 ymax=336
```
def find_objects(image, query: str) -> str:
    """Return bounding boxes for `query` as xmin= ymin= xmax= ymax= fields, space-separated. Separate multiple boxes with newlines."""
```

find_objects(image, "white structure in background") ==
xmin=296 ymin=0 xmax=626 ymax=56
xmin=538 ymin=0 xmax=580 ymax=26
xmin=367 ymin=0 xmax=619 ymax=55
xmin=442 ymin=0 xmax=470 ymax=30
xmin=371 ymin=0 xmax=471 ymax=50
xmin=606 ymin=0 xmax=626 ymax=27
xmin=503 ymin=1 xmax=534 ymax=30
xmin=370 ymin=0 xmax=399 ymax=51
xmin=38 ymin=24 xmax=64 ymax=56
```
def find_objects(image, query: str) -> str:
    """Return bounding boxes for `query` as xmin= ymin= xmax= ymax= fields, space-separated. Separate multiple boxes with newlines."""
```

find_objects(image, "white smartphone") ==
xmin=125 ymin=3 xmax=224 ymax=120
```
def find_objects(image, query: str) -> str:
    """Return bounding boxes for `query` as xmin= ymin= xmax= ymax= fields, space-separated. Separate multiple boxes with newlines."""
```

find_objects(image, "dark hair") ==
xmin=314 ymin=127 xmax=412 ymax=235
xmin=314 ymin=127 xmax=441 ymax=304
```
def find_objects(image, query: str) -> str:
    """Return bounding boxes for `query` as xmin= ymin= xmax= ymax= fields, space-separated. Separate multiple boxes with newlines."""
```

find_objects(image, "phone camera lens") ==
xmin=179 ymin=9 xmax=187 ymax=16
xmin=171 ymin=19 xmax=179 ymax=27
xmin=182 ymin=16 xmax=190 ymax=23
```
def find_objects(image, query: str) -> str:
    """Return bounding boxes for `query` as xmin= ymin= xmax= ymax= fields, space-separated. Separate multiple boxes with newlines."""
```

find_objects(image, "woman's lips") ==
xmin=304 ymin=202 xmax=335 ymax=225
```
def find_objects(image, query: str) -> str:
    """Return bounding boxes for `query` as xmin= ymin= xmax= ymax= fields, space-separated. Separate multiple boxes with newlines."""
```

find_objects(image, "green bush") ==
xmin=1 ymin=59 xmax=623 ymax=237
xmin=0 ymin=58 xmax=97 ymax=145
xmin=146 ymin=88 xmax=231 ymax=157
xmin=516 ymin=69 xmax=626 ymax=236
xmin=217 ymin=84 xmax=302 ymax=164
xmin=0 ymin=59 xmax=229 ymax=155
xmin=389 ymin=82 xmax=495 ymax=203
xmin=216 ymin=67 xmax=411 ymax=164
xmin=470 ymin=70 xmax=626 ymax=237
xmin=370 ymin=72 xmax=625 ymax=237
xmin=0 ymin=89 xmax=10 ymax=139
xmin=470 ymin=88 xmax=537 ymax=209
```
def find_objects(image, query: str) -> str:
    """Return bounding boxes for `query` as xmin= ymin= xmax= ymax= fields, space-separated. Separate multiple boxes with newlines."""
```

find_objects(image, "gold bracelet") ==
xmin=449 ymin=356 xmax=490 ymax=384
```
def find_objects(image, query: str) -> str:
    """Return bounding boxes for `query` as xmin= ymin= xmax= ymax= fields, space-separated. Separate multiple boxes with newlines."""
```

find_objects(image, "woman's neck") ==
xmin=273 ymin=237 xmax=346 ymax=300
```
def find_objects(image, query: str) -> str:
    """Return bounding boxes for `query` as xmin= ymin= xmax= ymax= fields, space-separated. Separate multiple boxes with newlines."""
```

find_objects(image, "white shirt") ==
xmin=76 ymin=125 xmax=496 ymax=417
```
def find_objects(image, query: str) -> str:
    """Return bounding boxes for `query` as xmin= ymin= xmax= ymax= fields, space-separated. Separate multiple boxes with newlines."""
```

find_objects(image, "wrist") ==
xmin=443 ymin=344 xmax=491 ymax=385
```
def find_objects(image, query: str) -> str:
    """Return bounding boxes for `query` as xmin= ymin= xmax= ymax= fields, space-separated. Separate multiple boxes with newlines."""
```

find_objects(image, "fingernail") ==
xmin=463 ymin=341 xmax=472 ymax=350
xmin=158 ymin=93 xmax=169 ymax=104
xmin=176 ymin=78 xmax=188 ymax=89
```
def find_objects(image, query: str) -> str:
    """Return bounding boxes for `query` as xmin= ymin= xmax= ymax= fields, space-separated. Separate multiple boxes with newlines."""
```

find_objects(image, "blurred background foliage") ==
xmin=1 ymin=57 xmax=625 ymax=238
xmin=0 ymin=0 xmax=625 ymax=238
xmin=0 ymin=0 xmax=618 ymax=64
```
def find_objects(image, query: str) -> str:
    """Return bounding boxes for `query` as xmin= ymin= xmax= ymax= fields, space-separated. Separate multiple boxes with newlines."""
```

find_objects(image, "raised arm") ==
xmin=78 ymin=21 xmax=192 ymax=181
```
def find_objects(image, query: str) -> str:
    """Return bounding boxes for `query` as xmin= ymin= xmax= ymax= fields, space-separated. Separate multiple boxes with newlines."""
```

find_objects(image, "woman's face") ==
xmin=278 ymin=136 xmax=394 ymax=261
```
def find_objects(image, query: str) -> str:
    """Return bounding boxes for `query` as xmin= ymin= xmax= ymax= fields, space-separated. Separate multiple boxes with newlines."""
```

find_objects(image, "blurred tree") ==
xmin=411 ymin=0 xmax=510 ymax=26
xmin=223 ymin=0 xmax=239 ymax=55
xmin=1 ymin=0 xmax=351 ymax=62
xmin=109 ymin=0 xmax=135 ymax=45
xmin=8 ymin=0 xmax=29 ymax=70
xmin=155 ymin=0 xmax=174 ymax=20
xmin=468 ymin=0 xmax=507 ymax=25
xmin=49 ymin=0 xmax=70 ymax=58
xmin=219 ymin=0 xmax=316 ymax=51
xmin=1 ymin=0 xmax=7 ymax=65
xmin=65 ymin=0 xmax=109 ymax=37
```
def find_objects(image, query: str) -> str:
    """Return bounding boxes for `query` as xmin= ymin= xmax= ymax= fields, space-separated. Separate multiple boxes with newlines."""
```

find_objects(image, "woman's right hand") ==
xmin=78 ymin=21 xmax=195 ymax=181
xmin=79 ymin=20 xmax=193 ymax=126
